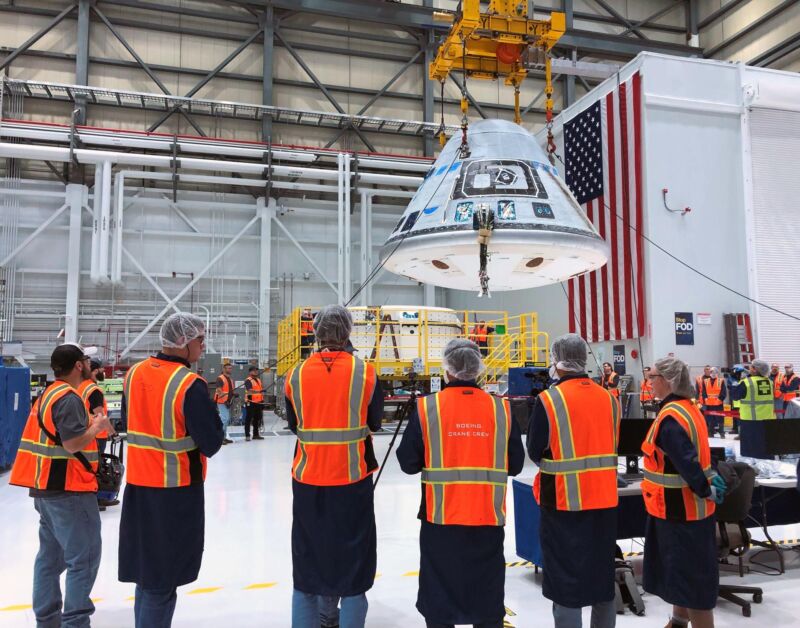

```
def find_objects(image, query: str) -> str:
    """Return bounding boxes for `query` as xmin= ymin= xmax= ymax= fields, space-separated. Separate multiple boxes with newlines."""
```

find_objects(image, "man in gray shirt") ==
xmin=10 ymin=343 xmax=113 ymax=627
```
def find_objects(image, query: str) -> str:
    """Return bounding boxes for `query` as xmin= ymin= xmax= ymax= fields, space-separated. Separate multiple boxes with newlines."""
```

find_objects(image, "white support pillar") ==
xmin=337 ymin=152 xmax=345 ymax=303
xmin=424 ymin=284 xmax=436 ymax=307
xmin=343 ymin=153 xmax=352 ymax=304
xmin=359 ymin=190 xmax=369 ymax=306
xmin=258 ymin=197 xmax=274 ymax=367
xmin=64 ymin=184 xmax=85 ymax=343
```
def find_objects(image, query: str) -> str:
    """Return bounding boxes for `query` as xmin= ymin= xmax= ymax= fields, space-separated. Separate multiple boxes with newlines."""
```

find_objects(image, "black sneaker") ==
xmin=253 ymin=434 xmax=264 ymax=440
xmin=223 ymin=438 xmax=234 ymax=444
xmin=246 ymin=436 xmax=251 ymax=442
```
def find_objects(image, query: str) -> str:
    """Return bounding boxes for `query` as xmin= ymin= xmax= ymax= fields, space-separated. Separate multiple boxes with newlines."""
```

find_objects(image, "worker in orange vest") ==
xmin=118 ymin=313 xmax=223 ymax=628
xmin=641 ymin=357 xmax=727 ymax=628
xmin=528 ymin=334 xmax=620 ymax=628
xmin=213 ymin=362 xmax=235 ymax=445
xmin=10 ymin=343 xmax=113 ymax=628
xmin=469 ymin=319 xmax=494 ymax=357
xmin=780 ymin=364 xmax=800 ymax=413
xmin=300 ymin=308 xmax=315 ymax=359
xmin=699 ymin=367 xmax=727 ymax=438
xmin=640 ymin=366 xmax=657 ymax=417
xmin=397 ymin=339 xmax=524 ymax=628
xmin=601 ymin=361 xmax=620 ymax=399
xmin=285 ymin=305 xmax=384 ymax=628
xmin=244 ymin=366 xmax=265 ymax=441
xmin=769 ymin=363 xmax=784 ymax=415
xmin=695 ymin=365 xmax=711 ymax=399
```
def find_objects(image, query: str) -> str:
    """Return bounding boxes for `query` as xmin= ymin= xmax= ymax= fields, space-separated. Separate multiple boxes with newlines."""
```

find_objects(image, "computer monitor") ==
xmin=617 ymin=418 xmax=655 ymax=457
xmin=617 ymin=418 xmax=654 ymax=475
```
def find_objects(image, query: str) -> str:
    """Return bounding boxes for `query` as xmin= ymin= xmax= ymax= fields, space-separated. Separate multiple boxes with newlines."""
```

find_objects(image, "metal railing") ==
xmin=276 ymin=306 xmax=549 ymax=379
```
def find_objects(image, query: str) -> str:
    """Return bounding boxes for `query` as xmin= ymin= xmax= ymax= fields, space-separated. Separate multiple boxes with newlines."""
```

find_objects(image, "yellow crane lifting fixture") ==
xmin=431 ymin=1 xmax=565 ymax=162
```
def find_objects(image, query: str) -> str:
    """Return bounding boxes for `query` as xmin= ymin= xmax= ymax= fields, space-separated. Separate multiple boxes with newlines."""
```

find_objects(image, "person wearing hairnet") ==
xmin=119 ymin=312 xmax=224 ymax=627
xmin=527 ymin=334 xmax=620 ymax=628
xmin=728 ymin=359 xmax=774 ymax=433
xmin=641 ymin=357 xmax=726 ymax=628
xmin=396 ymin=339 xmax=524 ymax=628
xmin=285 ymin=305 xmax=384 ymax=628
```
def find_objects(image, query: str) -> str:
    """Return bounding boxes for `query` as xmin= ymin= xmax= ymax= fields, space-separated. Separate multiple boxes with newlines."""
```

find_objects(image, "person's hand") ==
xmin=709 ymin=474 xmax=727 ymax=504
xmin=92 ymin=412 xmax=115 ymax=436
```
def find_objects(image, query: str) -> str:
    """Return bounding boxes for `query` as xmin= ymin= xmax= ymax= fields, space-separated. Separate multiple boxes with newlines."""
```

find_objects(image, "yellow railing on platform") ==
xmin=275 ymin=306 xmax=549 ymax=379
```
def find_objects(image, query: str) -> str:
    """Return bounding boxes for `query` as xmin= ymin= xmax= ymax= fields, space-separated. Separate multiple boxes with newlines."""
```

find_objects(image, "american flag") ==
xmin=563 ymin=72 xmax=645 ymax=342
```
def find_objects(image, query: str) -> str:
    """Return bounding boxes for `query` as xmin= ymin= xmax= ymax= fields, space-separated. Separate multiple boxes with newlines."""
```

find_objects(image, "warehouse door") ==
xmin=749 ymin=108 xmax=800 ymax=366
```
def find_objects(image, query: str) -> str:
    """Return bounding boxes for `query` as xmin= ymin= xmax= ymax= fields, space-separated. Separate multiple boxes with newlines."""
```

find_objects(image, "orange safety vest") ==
xmin=640 ymin=380 xmax=655 ymax=403
xmin=470 ymin=325 xmax=489 ymax=343
xmin=641 ymin=399 xmax=716 ymax=522
xmin=214 ymin=374 xmax=234 ymax=404
xmin=602 ymin=372 xmax=620 ymax=399
xmin=77 ymin=379 xmax=109 ymax=438
xmin=782 ymin=373 xmax=799 ymax=402
xmin=286 ymin=352 xmax=376 ymax=486
xmin=124 ymin=357 xmax=206 ymax=488
xmin=10 ymin=382 xmax=99 ymax=492
xmin=418 ymin=387 xmax=510 ymax=526
xmin=300 ymin=318 xmax=314 ymax=335
xmin=246 ymin=376 xmax=264 ymax=403
xmin=702 ymin=378 xmax=724 ymax=408
xmin=534 ymin=378 xmax=620 ymax=511
xmin=772 ymin=373 xmax=784 ymax=399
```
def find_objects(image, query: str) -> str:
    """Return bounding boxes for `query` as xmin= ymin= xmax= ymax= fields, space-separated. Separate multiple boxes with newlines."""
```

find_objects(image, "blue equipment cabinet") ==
xmin=0 ymin=366 xmax=32 ymax=472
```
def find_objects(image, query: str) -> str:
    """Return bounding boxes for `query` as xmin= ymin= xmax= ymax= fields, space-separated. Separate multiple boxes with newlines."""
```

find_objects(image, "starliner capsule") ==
xmin=380 ymin=119 xmax=608 ymax=293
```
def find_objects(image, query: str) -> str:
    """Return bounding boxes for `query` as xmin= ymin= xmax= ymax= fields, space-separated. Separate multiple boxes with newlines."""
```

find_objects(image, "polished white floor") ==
xmin=1 ymin=417 xmax=800 ymax=627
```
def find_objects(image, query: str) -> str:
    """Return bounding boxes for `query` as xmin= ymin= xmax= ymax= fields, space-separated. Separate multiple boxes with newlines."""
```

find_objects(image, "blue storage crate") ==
xmin=512 ymin=478 xmax=542 ymax=566
xmin=0 ymin=366 xmax=31 ymax=471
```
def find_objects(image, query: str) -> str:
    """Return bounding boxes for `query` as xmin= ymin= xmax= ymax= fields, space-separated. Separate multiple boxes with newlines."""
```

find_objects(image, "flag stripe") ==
xmin=606 ymin=91 xmax=622 ymax=339
xmin=619 ymin=81 xmax=634 ymax=339
xmin=563 ymin=72 xmax=647 ymax=344
xmin=633 ymin=72 xmax=646 ymax=337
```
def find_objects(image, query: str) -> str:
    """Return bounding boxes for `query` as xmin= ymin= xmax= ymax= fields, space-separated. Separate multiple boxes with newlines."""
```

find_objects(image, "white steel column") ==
xmin=424 ymin=284 xmax=435 ymax=307
xmin=337 ymin=152 xmax=345 ymax=303
xmin=258 ymin=197 xmax=274 ymax=367
xmin=64 ymin=184 xmax=85 ymax=343
xmin=359 ymin=190 xmax=369 ymax=306
xmin=97 ymin=160 xmax=112 ymax=283
xmin=343 ymin=153 xmax=352 ymax=303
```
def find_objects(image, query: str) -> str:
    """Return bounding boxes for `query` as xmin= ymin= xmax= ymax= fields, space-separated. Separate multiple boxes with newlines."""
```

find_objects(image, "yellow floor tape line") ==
xmin=402 ymin=571 xmax=419 ymax=577
xmin=243 ymin=583 xmax=278 ymax=590
xmin=125 ymin=596 xmax=136 ymax=602
xmin=187 ymin=587 xmax=222 ymax=595
xmin=0 ymin=604 xmax=32 ymax=612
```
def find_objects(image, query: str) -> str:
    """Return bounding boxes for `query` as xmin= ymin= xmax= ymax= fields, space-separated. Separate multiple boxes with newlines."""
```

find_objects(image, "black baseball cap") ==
xmin=90 ymin=358 xmax=103 ymax=371
xmin=51 ymin=344 xmax=90 ymax=373
xmin=248 ymin=366 xmax=259 ymax=373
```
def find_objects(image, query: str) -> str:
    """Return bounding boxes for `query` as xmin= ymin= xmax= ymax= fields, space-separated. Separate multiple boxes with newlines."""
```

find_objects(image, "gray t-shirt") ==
xmin=29 ymin=392 xmax=91 ymax=498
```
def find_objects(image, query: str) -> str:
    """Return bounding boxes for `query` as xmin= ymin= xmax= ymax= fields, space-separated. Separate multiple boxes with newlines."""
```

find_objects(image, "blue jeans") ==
xmin=553 ymin=600 xmax=616 ymax=628
xmin=292 ymin=589 xmax=368 ymax=628
xmin=32 ymin=493 xmax=102 ymax=628
xmin=134 ymin=585 xmax=177 ymax=628
xmin=217 ymin=403 xmax=230 ymax=437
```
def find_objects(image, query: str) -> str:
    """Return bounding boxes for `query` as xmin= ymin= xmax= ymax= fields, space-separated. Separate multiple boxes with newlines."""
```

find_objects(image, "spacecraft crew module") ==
xmin=380 ymin=119 xmax=609 ymax=295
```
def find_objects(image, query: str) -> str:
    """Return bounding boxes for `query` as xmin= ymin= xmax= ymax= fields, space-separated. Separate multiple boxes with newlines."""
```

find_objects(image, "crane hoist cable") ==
xmin=474 ymin=202 xmax=495 ymax=298
xmin=544 ymin=53 xmax=557 ymax=166
xmin=459 ymin=35 xmax=471 ymax=159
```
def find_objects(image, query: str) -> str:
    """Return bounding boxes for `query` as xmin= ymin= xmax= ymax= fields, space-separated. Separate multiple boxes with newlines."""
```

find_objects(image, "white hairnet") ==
xmin=751 ymin=359 xmax=770 ymax=377
xmin=160 ymin=312 xmax=205 ymax=349
xmin=443 ymin=338 xmax=485 ymax=381
xmin=654 ymin=357 xmax=694 ymax=398
xmin=550 ymin=333 xmax=588 ymax=373
xmin=313 ymin=305 xmax=352 ymax=348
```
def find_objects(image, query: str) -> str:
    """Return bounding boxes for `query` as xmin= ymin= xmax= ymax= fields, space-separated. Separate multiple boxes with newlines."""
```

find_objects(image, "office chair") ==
xmin=715 ymin=462 xmax=763 ymax=617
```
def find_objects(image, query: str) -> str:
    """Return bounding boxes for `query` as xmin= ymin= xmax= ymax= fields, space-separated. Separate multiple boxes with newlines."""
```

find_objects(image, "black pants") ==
xmin=426 ymin=621 xmax=503 ymax=628
xmin=300 ymin=334 xmax=315 ymax=359
xmin=245 ymin=404 xmax=263 ymax=437
xmin=477 ymin=341 xmax=489 ymax=357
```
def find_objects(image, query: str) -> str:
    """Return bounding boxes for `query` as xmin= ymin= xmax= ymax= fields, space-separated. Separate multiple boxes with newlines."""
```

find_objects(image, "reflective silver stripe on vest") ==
xmin=289 ymin=362 xmax=309 ymax=480
xmin=296 ymin=426 xmax=370 ymax=444
xmin=161 ymin=364 xmax=196 ymax=488
xmin=492 ymin=396 xmax=509 ymax=526
xmin=538 ymin=455 xmax=619 ymax=474
xmin=348 ymin=356 xmax=367 ymax=483
xmin=421 ymin=468 xmax=508 ymax=484
xmin=423 ymin=394 xmax=446 ymax=525
xmin=541 ymin=386 xmax=581 ymax=511
xmin=643 ymin=469 xmax=687 ymax=488
xmin=18 ymin=440 xmax=100 ymax=463
xmin=127 ymin=432 xmax=197 ymax=453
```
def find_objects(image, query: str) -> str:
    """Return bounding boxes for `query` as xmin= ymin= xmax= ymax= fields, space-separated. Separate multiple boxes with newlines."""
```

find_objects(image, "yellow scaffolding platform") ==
xmin=276 ymin=306 xmax=549 ymax=385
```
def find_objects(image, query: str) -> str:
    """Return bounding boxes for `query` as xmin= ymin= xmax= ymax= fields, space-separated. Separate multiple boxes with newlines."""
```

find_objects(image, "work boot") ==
xmin=223 ymin=438 xmax=234 ymax=444
xmin=246 ymin=436 xmax=251 ymax=442
xmin=253 ymin=434 xmax=264 ymax=440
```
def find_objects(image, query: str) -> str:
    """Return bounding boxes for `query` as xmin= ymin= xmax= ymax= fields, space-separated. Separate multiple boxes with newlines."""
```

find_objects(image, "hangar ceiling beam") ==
xmin=704 ymin=0 xmax=798 ymax=59
xmin=0 ymin=2 xmax=76 ymax=72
